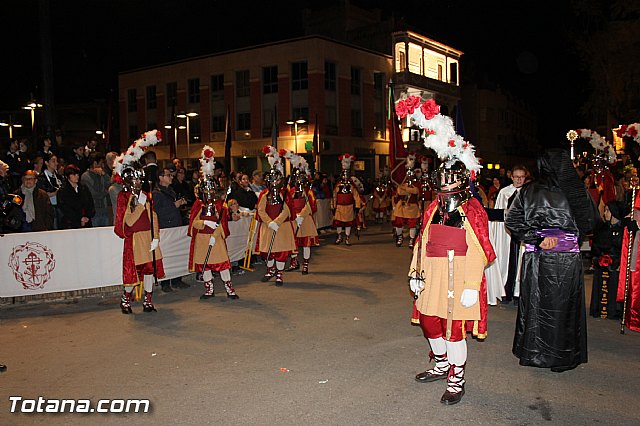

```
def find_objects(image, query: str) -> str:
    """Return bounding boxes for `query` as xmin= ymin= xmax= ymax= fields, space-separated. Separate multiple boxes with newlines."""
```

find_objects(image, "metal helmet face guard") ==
xmin=293 ymin=168 xmax=308 ymax=195
xmin=121 ymin=165 xmax=145 ymax=194
xmin=431 ymin=161 xmax=469 ymax=194
xmin=592 ymin=155 xmax=606 ymax=174
xmin=265 ymin=168 xmax=284 ymax=204
xmin=431 ymin=161 xmax=471 ymax=213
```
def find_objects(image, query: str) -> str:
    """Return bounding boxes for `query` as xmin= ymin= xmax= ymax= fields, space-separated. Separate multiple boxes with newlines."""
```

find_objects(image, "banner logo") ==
xmin=8 ymin=242 xmax=56 ymax=290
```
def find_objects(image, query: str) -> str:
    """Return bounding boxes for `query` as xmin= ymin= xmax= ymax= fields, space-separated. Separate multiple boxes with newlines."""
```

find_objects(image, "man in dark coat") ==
xmin=505 ymin=149 xmax=598 ymax=372
xmin=153 ymin=165 xmax=189 ymax=292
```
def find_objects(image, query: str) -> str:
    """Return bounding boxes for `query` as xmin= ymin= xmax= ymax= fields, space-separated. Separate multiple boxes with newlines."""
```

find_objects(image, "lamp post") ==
xmin=286 ymin=118 xmax=306 ymax=154
xmin=164 ymin=124 xmax=186 ymax=159
xmin=176 ymin=111 xmax=199 ymax=158
xmin=22 ymin=100 xmax=43 ymax=145
xmin=0 ymin=115 xmax=23 ymax=138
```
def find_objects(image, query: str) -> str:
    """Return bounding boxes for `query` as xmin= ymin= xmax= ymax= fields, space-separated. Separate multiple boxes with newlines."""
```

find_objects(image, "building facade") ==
xmin=118 ymin=32 xmax=462 ymax=178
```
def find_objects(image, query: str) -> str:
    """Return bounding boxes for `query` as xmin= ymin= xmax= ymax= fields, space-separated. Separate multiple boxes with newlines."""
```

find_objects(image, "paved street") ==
xmin=1 ymin=224 xmax=639 ymax=425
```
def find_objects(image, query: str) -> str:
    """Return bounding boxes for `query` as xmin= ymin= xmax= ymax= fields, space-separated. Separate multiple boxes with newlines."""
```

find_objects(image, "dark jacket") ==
xmin=37 ymin=169 xmax=64 ymax=194
xmin=15 ymin=187 xmax=54 ymax=232
xmin=57 ymin=181 xmax=96 ymax=229
xmin=228 ymin=182 xmax=258 ymax=210
xmin=153 ymin=184 xmax=183 ymax=228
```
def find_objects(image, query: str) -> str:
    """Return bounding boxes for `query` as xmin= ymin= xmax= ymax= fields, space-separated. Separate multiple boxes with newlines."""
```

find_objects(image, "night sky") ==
xmin=1 ymin=0 xmax=585 ymax=145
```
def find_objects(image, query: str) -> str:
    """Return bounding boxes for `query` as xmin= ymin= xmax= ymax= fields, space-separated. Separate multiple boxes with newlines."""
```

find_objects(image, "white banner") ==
xmin=1 ymin=201 xmax=333 ymax=298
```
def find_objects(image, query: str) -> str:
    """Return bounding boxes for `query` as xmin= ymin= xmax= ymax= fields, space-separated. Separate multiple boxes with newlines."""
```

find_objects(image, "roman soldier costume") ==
xmin=372 ymin=172 xmax=392 ymax=224
xmin=285 ymin=151 xmax=319 ymax=274
xmin=113 ymin=130 xmax=165 ymax=314
xmin=331 ymin=153 xmax=362 ymax=245
xmin=188 ymin=146 xmax=238 ymax=300
xmin=399 ymin=97 xmax=494 ymax=405
xmin=392 ymin=154 xmax=421 ymax=248
xmin=256 ymin=146 xmax=296 ymax=286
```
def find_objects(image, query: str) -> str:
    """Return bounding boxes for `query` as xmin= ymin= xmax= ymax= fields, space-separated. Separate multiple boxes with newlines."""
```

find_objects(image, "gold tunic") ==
xmin=124 ymin=202 xmax=163 ymax=266
xmin=408 ymin=208 xmax=485 ymax=321
xmin=256 ymin=196 xmax=296 ymax=253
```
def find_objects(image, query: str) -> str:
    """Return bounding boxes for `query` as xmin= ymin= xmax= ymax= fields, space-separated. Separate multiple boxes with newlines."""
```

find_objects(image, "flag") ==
xmin=224 ymin=105 xmax=232 ymax=175
xmin=312 ymin=112 xmax=319 ymax=171
xmin=271 ymin=105 xmax=278 ymax=149
xmin=388 ymin=82 xmax=407 ymax=184
xmin=169 ymin=99 xmax=176 ymax=159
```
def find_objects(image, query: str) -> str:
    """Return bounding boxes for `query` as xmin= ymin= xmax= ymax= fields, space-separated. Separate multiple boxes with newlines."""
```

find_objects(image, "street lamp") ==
xmin=176 ymin=111 xmax=199 ymax=157
xmin=286 ymin=117 xmax=306 ymax=154
xmin=22 ymin=100 xmax=43 ymax=136
xmin=164 ymin=124 xmax=186 ymax=158
xmin=0 ymin=115 xmax=23 ymax=138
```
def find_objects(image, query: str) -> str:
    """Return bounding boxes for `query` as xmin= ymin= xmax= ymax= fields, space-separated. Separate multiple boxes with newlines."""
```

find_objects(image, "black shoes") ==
xmin=415 ymin=370 xmax=448 ymax=383
xmin=0 ymin=364 xmax=7 ymax=373
xmin=440 ymin=387 xmax=465 ymax=405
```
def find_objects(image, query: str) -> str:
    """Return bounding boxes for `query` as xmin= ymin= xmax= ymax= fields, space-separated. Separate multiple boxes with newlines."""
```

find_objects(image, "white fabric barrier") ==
xmin=314 ymin=199 xmax=333 ymax=229
xmin=1 ymin=226 xmax=190 ymax=298
xmin=1 ymin=202 xmax=333 ymax=297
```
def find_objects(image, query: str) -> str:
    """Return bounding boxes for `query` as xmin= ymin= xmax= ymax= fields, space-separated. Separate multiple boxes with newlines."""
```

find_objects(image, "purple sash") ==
xmin=524 ymin=228 xmax=580 ymax=253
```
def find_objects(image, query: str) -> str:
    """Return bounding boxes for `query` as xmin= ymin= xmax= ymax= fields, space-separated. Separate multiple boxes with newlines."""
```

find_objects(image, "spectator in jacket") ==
xmin=57 ymin=164 xmax=95 ymax=229
xmin=81 ymin=152 xmax=111 ymax=226
xmin=228 ymin=172 xmax=257 ymax=210
xmin=37 ymin=154 xmax=64 ymax=228
xmin=153 ymin=165 xmax=190 ymax=292
xmin=16 ymin=170 xmax=54 ymax=232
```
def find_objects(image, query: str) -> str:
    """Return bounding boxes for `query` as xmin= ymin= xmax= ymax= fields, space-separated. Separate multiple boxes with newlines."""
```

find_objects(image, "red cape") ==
xmin=618 ymin=227 xmax=640 ymax=332
xmin=187 ymin=199 xmax=230 ymax=271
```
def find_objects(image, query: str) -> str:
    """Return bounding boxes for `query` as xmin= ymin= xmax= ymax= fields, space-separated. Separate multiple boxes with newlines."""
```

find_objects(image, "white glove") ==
xmin=409 ymin=278 xmax=424 ymax=295
xmin=137 ymin=192 xmax=147 ymax=206
xmin=295 ymin=215 xmax=304 ymax=226
xmin=268 ymin=221 xmax=279 ymax=232
xmin=460 ymin=289 xmax=479 ymax=308
xmin=209 ymin=236 xmax=216 ymax=246
xmin=203 ymin=220 xmax=218 ymax=230
xmin=149 ymin=238 xmax=159 ymax=252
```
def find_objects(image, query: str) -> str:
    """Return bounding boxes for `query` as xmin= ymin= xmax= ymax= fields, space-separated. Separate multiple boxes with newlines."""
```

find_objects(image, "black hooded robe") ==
xmin=505 ymin=149 xmax=597 ymax=370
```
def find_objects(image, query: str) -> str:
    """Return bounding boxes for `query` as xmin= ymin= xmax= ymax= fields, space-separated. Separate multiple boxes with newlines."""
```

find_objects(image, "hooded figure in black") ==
xmin=505 ymin=149 xmax=598 ymax=372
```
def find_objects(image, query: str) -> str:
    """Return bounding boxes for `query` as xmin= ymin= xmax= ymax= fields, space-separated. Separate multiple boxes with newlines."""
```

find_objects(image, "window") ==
xmin=237 ymin=112 xmax=250 ymax=130
xmin=449 ymin=63 xmax=458 ymax=84
xmin=326 ymin=106 xmax=337 ymax=135
xmin=128 ymin=124 xmax=138 ymax=140
xmin=351 ymin=67 xmax=361 ymax=95
xmin=373 ymin=72 xmax=384 ymax=99
xmin=236 ymin=70 xmax=250 ymax=97
xmin=437 ymin=65 xmax=443 ymax=81
xmin=291 ymin=61 xmax=308 ymax=91
xmin=166 ymin=82 xmax=177 ymax=108
xmin=147 ymin=121 xmax=157 ymax=131
xmin=398 ymin=51 xmax=406 ymax=72
xmin=146 ymin=86 xmax=156 ymax=110
xmin=188 ymin=78 xmax=200 ymax=103
xmin=351 ymin=109 xmax=362 ymax=136
xmin=325 ymin=61 xmax=336 ymax=91
xmin=127 ymin=89 xmax=137 ymax=112
xmin=211 ymin=114 xmax=226 ymax=132
xmin=189 ymin=117 xmax=201 ymax=142
xmin=292 ymin=107 xmax=308 ymax=123
xmin=211 ymin=74 xmax=224 ymax=101
xmin=262 ymin=66 xmax=278 ymax=94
